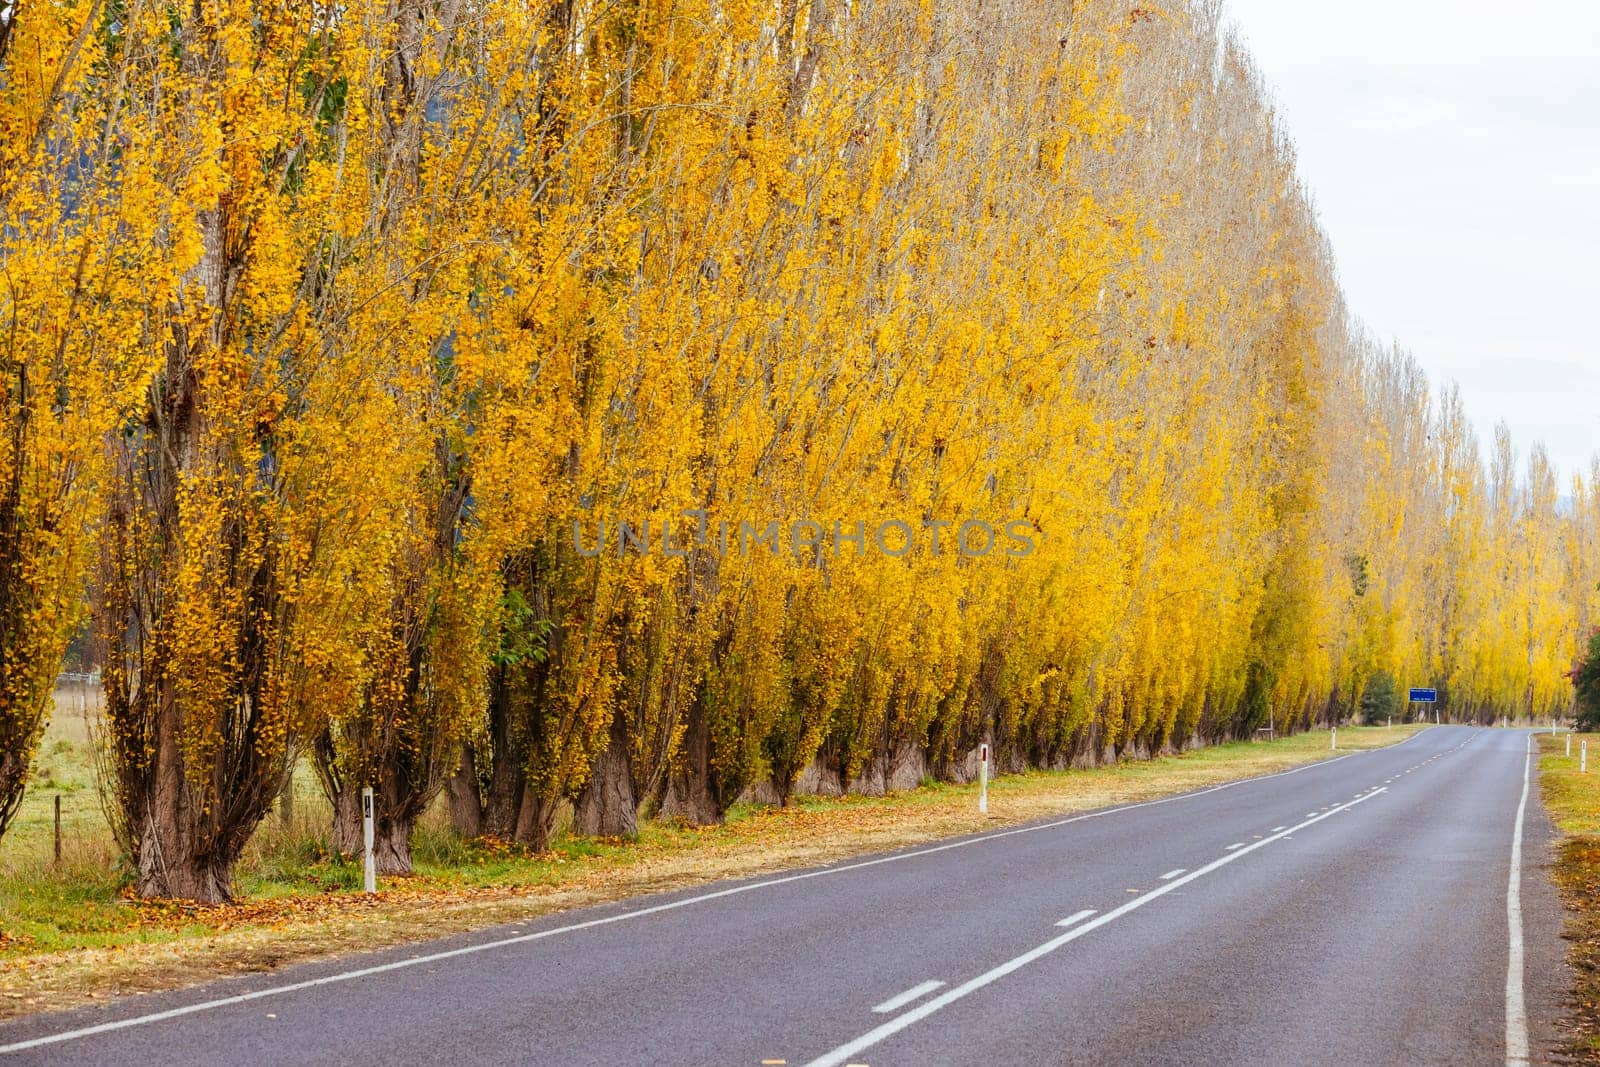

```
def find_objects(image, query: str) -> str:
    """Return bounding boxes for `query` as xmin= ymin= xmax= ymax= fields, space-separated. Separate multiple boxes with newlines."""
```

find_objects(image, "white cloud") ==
xmin=1222 ymin=0 xmax=1600 ymax=481
xmin=1225 ymin=0 xmax=1600 ymax=68
xmin=1340 ymin=95 xmax=1459 ymax=132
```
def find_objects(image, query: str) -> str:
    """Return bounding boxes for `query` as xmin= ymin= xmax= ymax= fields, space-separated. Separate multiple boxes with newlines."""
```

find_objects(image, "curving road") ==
xmin=0 ymin=726 xmax=1571 ymax=1065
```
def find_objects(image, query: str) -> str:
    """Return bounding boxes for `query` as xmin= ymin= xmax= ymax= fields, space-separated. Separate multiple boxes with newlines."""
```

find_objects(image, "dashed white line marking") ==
xmin=872 ymin=980 xmax=945 ymax=1014
xmin=1224 ymin=842 xmax=1244 ymax=850
xmin=0 ymin=742 xmax=1392 ymax=1056
xmin=1055 ymin=909 xmax=1099 ymax=928
xmin=803 ymin=787 xmax=1389 ymax=1067
xmin=1271 ymin=826 xmax=1287 ymax=832
xmin=1158 ymin=868 xmax=1186 ymax=881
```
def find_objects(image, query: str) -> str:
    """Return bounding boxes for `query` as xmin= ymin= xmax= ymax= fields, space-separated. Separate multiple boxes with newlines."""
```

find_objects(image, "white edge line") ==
xmin=871 ymin=980 xmax=945 ymax=1015
xmin=0 ymin=740 xmax=1402 ymax=1055
xmin=802 ymin=786 xmax=1389 ymax=1067
xmin=1505 ymin=732 xmax=1531 ymax=1066
xmin=1054 ymin=909 xmax=1098 ymax=928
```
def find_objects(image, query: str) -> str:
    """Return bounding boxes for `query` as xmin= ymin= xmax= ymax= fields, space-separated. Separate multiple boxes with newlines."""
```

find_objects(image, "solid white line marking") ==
xmin=802 ymin=787 xmax=1389 ymax=1067
xmin=0 ymin=741 xmax=1412 ymax=1056
xmin=1506 ymin=733 xmax=1531 ymax=1065
xmin=1055 ymin=909 xmax=1098 ymax=928
xmin=871 ymin=980 xmax=945 ymax=1014
xmin=1158 ymin=868 xmax=1185 ymax=881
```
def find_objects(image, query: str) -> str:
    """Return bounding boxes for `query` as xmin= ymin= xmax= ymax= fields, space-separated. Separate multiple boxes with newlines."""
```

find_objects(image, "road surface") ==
xmin=0 ymin=726 xmax=1571 ymax=1065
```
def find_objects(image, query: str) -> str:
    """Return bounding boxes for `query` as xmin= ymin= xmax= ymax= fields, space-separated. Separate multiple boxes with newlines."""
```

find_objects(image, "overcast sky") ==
xmin=1222 ymin=0 xmax=1599 ymax=487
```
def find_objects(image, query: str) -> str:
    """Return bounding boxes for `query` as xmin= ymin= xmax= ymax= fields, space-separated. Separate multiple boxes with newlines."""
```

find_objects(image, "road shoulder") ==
xmin=0 ymin=724 xmax=1423 ymax=1022
xmin=1535 ymin=732 xmax=1600 ymax=1061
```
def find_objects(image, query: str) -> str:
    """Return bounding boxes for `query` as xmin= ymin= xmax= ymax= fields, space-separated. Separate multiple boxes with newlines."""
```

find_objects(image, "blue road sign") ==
xmin=1408 ymin=688 xmax=1437 ymax=702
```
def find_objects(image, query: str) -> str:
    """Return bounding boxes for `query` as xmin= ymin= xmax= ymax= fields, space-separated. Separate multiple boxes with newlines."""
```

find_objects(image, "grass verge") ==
xmin=1 ymin=715 xmax=1423 ymax=1020
xmin=1537 ymin=731 xmax=1600 ymax=1061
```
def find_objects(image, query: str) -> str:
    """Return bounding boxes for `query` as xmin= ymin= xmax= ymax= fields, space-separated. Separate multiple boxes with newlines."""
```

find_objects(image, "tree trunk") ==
xmin=136 ymin=733 xmax=232 ymax=902
xmin=278 ymin=764 xmax=295 ymax=828
xmin=470 ymin=655 xmax=520 ymax=839
xmin=661 ymin=696 xmax=723 ymax=825
xmin=481 ymin=766 xmax=525 ymax=839
xmin=446 ymin=743 xmax=482 ymax=838
xmin=573 ymin=708 xmax=638 ymax=837
xmin=136 ymin=848 xmax=232 ymax=903
xmin=0 ymin=748 xmax=27 ymax=843
xmin=131 ymin=688 xmax=258 ymax=903
xmin=513 ymin=790 xmax=559 ymax=851
xmin=476 ymin=745 xmax=555 ymax=850
xmin=330 ymin=785 xmax=416 ymax=876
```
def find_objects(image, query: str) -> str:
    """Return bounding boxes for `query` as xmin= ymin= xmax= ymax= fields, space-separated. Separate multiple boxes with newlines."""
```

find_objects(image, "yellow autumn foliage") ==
xmin=0 ymin=0 xmax=1593 ymax=895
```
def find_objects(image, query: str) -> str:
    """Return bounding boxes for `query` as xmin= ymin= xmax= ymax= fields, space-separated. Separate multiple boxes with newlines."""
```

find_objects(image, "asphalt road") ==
xmin=0 ymin=725 xmax=1571 ymax=1066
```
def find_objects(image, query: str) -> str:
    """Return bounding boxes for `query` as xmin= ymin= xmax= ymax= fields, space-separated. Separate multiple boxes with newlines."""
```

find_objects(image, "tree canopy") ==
xmin=1 ymin=0 xmax=1595 ymax=899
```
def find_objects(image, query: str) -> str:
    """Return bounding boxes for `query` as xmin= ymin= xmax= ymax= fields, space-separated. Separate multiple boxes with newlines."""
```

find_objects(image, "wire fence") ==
xmin=4 ymin=681 xmax=113 ymax=871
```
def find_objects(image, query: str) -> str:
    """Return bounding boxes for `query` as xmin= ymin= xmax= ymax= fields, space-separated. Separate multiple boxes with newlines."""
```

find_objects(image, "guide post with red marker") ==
xmin=978 ymin=743 xmax=989 ymax=814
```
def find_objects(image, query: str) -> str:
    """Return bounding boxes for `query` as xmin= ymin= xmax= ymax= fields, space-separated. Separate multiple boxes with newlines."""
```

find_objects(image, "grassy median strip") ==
xmin=0 ymin=717 xmax=1422 ymax=1019
xmin=1537 ymin=732 xmax=1600 ymax=1060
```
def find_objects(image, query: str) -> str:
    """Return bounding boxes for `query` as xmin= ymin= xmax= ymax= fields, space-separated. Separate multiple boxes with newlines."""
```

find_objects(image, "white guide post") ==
xmin=978 ymin=743 xmax=989 ymax=814
xmin=1567 ymin=733 xmax=1572 ymax=757
xmin=1582 ymin=740 xmax=1588 ymax=775
xmin=362 ymin=786 xmax=377 ymax=894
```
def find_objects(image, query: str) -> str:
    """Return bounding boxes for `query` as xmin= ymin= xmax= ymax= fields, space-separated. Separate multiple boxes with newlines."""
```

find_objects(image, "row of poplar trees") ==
xmin=2 ymin=0 xmax=1596 ymax=901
